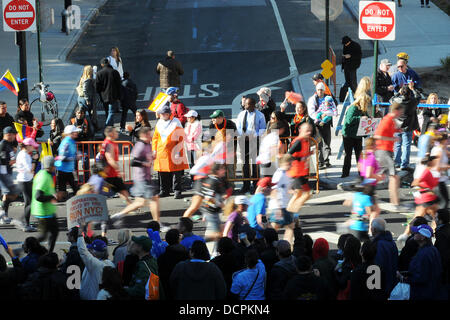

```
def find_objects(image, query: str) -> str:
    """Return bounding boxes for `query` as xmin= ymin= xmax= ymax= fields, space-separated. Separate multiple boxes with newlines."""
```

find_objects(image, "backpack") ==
xmin=143 ymin=260 xmax=160 ymax=300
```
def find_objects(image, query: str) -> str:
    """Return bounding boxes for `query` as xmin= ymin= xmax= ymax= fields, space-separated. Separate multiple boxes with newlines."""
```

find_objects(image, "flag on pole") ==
xmin=148 ymin=92 xmax=171 ymax=112
xmin=13 ymin=122 xmax=27 ymax=141
xmin=0 ymin=70 xmax=20 ymax=96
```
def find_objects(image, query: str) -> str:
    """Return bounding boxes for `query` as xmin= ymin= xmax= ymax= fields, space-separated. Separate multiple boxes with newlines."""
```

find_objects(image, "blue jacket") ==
xmin=408 ymin=243 xmax=443 ymax=300
xmin=231 ymin=260 xmax=266 ymax=300
xmin=55 ymin=136 xmax=77 ymax=173
xmin=391 ymin=68 xmax=422 ymax=92
xmin=372 ymin=231 xmax=398 ymax=296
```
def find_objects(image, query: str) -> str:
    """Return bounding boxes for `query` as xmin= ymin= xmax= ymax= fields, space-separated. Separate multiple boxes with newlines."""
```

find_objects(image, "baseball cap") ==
xmin=23 ymin=138 xmax=39 ymax=148
xmin=380 ymin=58 xmax=392 ymax=66
xmin=257 ymin=177 xmax=275 ymax=188
xmin=235 ymin=195 xmax=249 ymax=206
xmin=185 ymin=110 xmax=198 ymax=118
xmin=316 ymin=82 xmax=326 ymax=91
xmin=312 ymin=73 xmax=324 ymax=81
xmin=157 ymin=103 xmax=171 ymax=115
xmin=131 ymin=235 xmax=152 ymax=252
xmin=396 ymin=52 xmax=409 ymax=61
xmin=42 ymin=156 xmax=55 ymax=169
xmin=64 ymin=125 xmax=82 ymax=135
xmin=411 ymin=224 xmax=433 ymax=238
xmin=87 ymin=239 xmax=107 ymax=252
xmin=3 ymin=126 xmax=16 ymax=135
xmin=210 ymin=110 xmax=225 ymax=119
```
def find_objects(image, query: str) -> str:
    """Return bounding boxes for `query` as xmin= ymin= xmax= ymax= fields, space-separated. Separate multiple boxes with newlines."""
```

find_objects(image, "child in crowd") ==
xmin=246 ymin=177 xmax=273 ymax=239
xmin=314 ymin=95 xmax=337 ymax=126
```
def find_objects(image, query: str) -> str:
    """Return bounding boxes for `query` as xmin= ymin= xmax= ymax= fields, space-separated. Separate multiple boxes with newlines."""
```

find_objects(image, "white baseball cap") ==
xmin=185 ymin=110 xmax=198 ymax=118
xmin=234 ymin=196 xmax=249 ymax=206
xmin=64 ymin=125 xmax=82 ymax=134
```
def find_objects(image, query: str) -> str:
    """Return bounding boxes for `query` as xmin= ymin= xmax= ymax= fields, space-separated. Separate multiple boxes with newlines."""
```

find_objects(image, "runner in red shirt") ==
xmin=397 ymin=154 xmax=440 ymax=243
xmin=374 ymin=103 xmax=404 ymax=211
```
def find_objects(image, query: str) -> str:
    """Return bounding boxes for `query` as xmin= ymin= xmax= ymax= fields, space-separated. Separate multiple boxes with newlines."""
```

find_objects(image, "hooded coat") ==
xmin=156 ymin=57 xmax=184 ymax=89
xmin=372 ymin=231 xmax=399 ymax=298
xmin=170 ymin=260 xmax=227 ymax=300
xmin=266 ymin=255 xmax=297 ymax=300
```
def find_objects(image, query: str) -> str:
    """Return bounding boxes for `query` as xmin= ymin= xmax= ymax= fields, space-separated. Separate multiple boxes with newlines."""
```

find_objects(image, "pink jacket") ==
xmin=184 ymin=120 xmax=202 ymax=151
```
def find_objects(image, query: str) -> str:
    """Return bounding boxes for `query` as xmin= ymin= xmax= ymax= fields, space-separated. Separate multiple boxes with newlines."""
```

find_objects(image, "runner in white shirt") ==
xmin=268 ymin=154 xmax=295 ymax=245
xmin=13 ymin=138 xmax=39 ymax=232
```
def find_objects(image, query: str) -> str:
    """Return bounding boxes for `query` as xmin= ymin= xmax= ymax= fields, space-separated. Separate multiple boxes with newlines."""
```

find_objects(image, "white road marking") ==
xmin=308 ymin=231 xmax=340 ymax=244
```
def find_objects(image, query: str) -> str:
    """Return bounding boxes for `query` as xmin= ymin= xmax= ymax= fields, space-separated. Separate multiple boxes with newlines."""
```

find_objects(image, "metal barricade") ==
xmin=226 ymin=136 xmax=320 ymax=193
xmin=74 ymin=141 xmax=134 ymax=185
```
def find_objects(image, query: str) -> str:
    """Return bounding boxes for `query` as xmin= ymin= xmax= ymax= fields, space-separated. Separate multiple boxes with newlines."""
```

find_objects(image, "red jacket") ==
xmin=170 ymin=101 xmax=189 ymax=126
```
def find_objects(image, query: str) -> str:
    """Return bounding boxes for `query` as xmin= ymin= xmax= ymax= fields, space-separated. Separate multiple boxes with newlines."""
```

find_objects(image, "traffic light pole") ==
xmin=36 ymin=0 xmax=43 ymax=83
xmin=325 ymin=0 xmax=329 ymax=85
xmin=16 ymin=31 xmax=29 ymax=102
xmin=372 ymin=40 xmax=378 ymax=117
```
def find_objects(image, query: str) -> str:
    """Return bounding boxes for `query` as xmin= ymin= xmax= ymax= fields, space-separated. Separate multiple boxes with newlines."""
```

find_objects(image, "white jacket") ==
xmin=78 ymin=237 xmax=115 ymax=300
xmin=108 ymin=56 xmax=124 ymax=79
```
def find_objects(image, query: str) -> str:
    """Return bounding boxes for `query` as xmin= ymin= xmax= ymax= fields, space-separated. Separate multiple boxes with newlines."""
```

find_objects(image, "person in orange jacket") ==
xmin=152 ymin=104 xmax=189 ymax=199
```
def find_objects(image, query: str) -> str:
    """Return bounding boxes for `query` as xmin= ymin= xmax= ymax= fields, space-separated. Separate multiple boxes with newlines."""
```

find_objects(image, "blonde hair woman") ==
xmin=421 ymin=93 xmax=440 ymax=133
xmin=341 ymin=93 xmax=371 ymax=178
xmin=354 ymin=76 xmax=372 ymax=99
xmin=108 ymin=47 xmax=124 ymax=79
xmin=77 ymin=65 xmax=96 ymax=125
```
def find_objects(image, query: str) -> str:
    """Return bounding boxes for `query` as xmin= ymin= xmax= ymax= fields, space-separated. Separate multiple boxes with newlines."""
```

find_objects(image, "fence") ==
xmin=226 ymin=136 xmax=320 ymax=193
xmin=74 ymin=141 xmax=134 ymax=185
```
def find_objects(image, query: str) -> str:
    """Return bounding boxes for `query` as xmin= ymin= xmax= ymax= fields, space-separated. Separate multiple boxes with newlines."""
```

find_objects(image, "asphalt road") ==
xmin=67 ymin=0 xmax=373 ymax=120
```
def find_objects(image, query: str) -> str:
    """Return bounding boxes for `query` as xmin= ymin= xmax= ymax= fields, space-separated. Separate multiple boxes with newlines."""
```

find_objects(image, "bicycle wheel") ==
xmin=41 ymin=94 xmax=58 ymax=126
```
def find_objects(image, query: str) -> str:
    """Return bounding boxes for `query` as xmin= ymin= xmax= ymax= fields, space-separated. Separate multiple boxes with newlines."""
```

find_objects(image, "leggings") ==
xmin=57 ymin=171 xmax=79 ymax=194
xmin=18 ymin=181 xmax=33 ymax=226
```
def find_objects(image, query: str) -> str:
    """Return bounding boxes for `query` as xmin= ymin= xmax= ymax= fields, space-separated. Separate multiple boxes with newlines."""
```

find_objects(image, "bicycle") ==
xmin=30 ymin=82 xmax=59 ymax=126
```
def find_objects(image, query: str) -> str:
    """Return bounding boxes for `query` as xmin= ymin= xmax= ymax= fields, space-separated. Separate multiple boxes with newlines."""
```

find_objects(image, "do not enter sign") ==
xmin=359 ymin=1 xmax=396 ymax=41
xmin=2 ymin=0 xmax=36 ymax=32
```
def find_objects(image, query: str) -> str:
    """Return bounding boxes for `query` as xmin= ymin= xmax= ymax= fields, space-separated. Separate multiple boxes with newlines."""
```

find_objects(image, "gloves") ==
xmin=147 ymin=228 xmax=162 ymax=244
xmin=0 ymin=233 xmax=8 ymax=250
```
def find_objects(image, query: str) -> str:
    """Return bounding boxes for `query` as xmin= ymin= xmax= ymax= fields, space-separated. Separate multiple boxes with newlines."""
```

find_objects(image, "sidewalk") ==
xmin=0 ymin=0 xmax=108 ymax=137
xmin=297 ymin=0 xmax=450 ymax=190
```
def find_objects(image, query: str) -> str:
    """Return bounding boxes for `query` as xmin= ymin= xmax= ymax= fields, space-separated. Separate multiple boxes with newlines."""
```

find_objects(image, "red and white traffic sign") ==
xmin=359 ymin=1 xmax=396 ymax=41
xmin=2 ymin=0 xmax=36 ymax=32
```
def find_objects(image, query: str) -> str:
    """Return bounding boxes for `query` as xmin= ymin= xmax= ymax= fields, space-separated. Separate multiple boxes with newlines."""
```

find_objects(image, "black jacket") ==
xmin=20 ymin=267 xmax=76 ymax=300
xmin=390 ymin=89 xmax=420 ymax=132
xmin=350 ymin=262 xmax=386 ymax=300
xmin=260 ymin=247 xmax=279 ymax=275
xmin=0 ymin=113 xmax=14 ymax=140
xmin=398 ymin=236 xmax=420 ymax=272
xmin=59 ymin=244 xmax=85 ymax=275
xmin=283 ymin=272 xmax=328 ymax=300
xmin=266 ymin=255 xmax=298 ymax=300
xmin=120 ymin=78 xmax=138 ymax=108
xmin=342 ymin=41 xmax=362 ymax=70
xmin=157 ymin=244 xmax=189 ymax=300
xmin=375 ymin=69 xmax=394 ymax=102
xmin=211 ymin=251 xmax=244 ymax=299
xmin=95 ymin=65 xmax=121 ymax=104
xmin=0 ymin=257 xmax=26 ymax=300
xmin=434 ymin=223 xmax=450 ymax=285
xmin=170 ymin=260 xmax=227 ymax=300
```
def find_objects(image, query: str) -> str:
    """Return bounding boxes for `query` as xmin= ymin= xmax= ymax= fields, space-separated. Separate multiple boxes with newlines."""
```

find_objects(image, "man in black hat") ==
xmin=341 ymin=36 xmax=362 ymax=95
xmin=0 ymin=126 xmax=19 ymax=225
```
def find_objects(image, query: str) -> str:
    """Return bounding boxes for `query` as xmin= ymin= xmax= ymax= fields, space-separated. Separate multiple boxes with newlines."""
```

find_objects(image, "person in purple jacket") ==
xmin=110 ymin=127 xmax=161 ymax=228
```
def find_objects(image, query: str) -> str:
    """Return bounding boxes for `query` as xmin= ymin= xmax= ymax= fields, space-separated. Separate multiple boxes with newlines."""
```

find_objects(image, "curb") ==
xmin=58 ymin=0 xmax=109 ymax=123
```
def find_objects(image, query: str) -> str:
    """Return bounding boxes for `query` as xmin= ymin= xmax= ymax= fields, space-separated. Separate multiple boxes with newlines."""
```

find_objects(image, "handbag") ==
xmin=389 ymin=282 xmax=410 ymax=300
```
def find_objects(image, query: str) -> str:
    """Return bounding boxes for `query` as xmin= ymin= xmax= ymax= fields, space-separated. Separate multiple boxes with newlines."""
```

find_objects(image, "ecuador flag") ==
xmin=13 ymin=122 xmax=27 ymax=141
xmin=0 ymin=70 xmax=20 ymax=96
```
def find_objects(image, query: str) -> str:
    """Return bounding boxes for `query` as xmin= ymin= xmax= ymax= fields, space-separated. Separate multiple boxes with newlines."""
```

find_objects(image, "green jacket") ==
xmin=342 ymin=105 xmax=367 ymax=138
xmin=126 ymin=255 xmax=164 ymax=299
